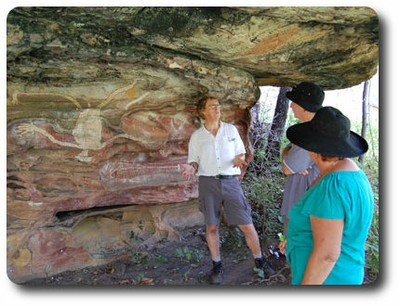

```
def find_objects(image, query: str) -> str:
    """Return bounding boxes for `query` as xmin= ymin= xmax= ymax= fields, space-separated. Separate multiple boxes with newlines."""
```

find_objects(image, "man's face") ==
xmin=203 ymin=98 xmax=221 ymax=121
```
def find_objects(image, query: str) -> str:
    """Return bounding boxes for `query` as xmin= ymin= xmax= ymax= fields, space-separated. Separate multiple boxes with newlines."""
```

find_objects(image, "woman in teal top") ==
xmin=285 ymin=106 xmax=374 ymax=285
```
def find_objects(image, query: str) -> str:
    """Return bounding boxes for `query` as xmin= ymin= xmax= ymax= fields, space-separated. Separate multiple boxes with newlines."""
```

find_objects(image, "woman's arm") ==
xmin=301 ymin=216 xmax=344 ymax=285
xmin=281 ymin=144 xmax=293 ymax=175
xmin=281 ymin=144 xmax=310 ymax=176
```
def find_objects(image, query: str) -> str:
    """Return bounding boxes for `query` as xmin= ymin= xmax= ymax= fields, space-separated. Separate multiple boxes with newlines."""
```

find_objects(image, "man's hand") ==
xmin=232 ymin=153 xmax=248 ymax=168
xmin=180 ymin=163 xmax=198 ymax=179
xmin=278 ymin=240 xmax=287 ymax=255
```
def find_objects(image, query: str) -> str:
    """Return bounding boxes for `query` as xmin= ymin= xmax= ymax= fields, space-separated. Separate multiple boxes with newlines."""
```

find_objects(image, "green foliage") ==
xmin=135 ymin=273 xmax=145 ymax=282
xmin=155 ymin=255 xmax=168 ymax=263
xmin=128 ymin=224 xmax=169 ymax=265
xmin=220 ymin=226 xmax=245 ymax=250
xmin=129 ymin=249 xmax=149 ymax=264
xmin=129 ymin=230 xmax=143 ymax=242
xmin=243 ymin=159 xmax=285 ymax=243
xmin=352 ymin=119 xmax=379 ymax=280
xmin=361 ymin=145 xmax=379 ymax=279
xmin=128 ymin=225 xmax=148 ymax=264
xmin=365 ymin=202 xmax=379 ymax=275
xmin=175 ymin=247 xmax=204 ymax=263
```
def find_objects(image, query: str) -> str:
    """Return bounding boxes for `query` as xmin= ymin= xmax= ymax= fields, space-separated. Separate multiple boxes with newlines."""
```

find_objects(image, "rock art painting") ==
xmin=13 ymin=81 xmax=151 ymax=162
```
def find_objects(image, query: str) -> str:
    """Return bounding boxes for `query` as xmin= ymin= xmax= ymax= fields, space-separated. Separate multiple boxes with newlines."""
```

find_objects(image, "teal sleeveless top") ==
xmin=287 ymin=170 xmax=374 ymax=285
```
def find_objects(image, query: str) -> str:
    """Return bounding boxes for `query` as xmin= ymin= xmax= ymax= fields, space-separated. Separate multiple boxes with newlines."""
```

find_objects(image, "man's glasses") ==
xmin=207 ymin=104 xmax=221 ymax=109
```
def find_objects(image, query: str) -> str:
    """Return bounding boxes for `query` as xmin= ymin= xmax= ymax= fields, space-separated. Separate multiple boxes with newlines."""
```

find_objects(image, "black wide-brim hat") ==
xmin=286 ymin=81 xmax=325 ymax=112
xmin=286 ymin=106 xmax=368 ymax=157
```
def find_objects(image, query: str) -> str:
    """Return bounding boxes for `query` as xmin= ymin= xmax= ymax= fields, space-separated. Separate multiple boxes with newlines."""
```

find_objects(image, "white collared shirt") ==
xmin=187 ymin=122 xmax=246 ymax=176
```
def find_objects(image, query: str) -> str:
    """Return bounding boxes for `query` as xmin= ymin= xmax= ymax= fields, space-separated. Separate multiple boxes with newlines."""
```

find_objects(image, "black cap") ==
xmin=286 ymin=82 xmax=325 ymax=112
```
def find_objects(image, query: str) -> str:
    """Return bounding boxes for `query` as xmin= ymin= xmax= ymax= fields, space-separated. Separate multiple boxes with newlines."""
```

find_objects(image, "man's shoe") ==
xmin=254 ymin=256 xmax=275 ymax=278
xmin=208 ymin=261 xmax=223 ymax=285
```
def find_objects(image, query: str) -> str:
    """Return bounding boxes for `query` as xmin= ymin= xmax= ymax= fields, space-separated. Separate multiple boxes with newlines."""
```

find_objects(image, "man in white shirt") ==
xmin=181 ymin=96 xmax=274 ymax=284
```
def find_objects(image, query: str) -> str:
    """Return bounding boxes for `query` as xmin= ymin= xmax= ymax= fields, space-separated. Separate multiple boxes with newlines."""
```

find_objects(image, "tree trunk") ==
xmin=265 ymin=87 xmax=290 ymax=163
xmin=359 ymin=79 xmax=371 ymax=164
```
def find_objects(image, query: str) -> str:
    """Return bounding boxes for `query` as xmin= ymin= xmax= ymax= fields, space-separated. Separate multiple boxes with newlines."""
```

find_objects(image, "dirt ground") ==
xmin=23 ymin=225 xmax=291 ymax=287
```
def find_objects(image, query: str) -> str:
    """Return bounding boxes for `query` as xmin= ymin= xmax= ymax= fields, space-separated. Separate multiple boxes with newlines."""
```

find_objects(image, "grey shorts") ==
xmin=198 ymin=176 xmax=253 ymax=225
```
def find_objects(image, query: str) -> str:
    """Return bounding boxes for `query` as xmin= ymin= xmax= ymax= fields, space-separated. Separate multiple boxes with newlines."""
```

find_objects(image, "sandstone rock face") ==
xmin=7 ymin=7 xmax=378 ymax=282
